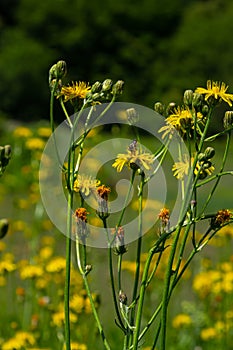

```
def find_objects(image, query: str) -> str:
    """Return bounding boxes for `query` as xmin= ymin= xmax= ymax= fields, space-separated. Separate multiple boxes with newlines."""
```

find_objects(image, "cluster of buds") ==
xmin=0 ymin=145 xmax=11 ymax=176
xmin=96 ymin=185 xmax=111 ymax=220
xmin=86 ymin=79 xmax=124 ymax=104
xmin=113 ymin=226 xmax=127 ymax=255
xmin=49 ymin=60 xmax=67 ymax=93
xmin=75 ymin=207 xmax=89 ymax=243
xmin=195 ymin=147 xmax=215 ymax=179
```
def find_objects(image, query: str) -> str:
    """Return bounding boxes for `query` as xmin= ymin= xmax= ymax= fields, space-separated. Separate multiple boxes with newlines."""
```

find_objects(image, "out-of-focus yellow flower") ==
xmin=59 ymin=81 xmax=91 ymax=102
xmin=195 ymin=80 xmax=233 ymax=106
xmin=200 ymin=327 xmax=217 ymax=341
xmin=39 ymin=246 xmax=53 ymax=260
xmin=13 ymin=126 xmax=32 ymax=138
xmin=2 ymin=331 xmax=35 ymax=350
xmin=0 ymin=276 xmax=6 ymax=286
xmin=70 ymin=294 xmax=85 ymax=313
xmin=37 ymin=127 xmax=52 ymax=138
xmin=0 ymin=260 xmax=16 ymax=274
xmin=51 ymin=310 xmax=78 ymax=327
xmin=20 ymin=265 xmax=43 ymax=279
xmin=73 ymin=174 xmax=100 ymax=196
xmin=218 ymin=225 xmax=233 ymax=239
xmin=46 ymin=256 xmax=66 ymax=273
xmin=41 ymin=235 xmax=55 ymax=246
xmin=25 ymin=137 xmax=45 ymax=150
xmin=63 ymin=342 xmax=87 ymax=350
xmin=172 ymin=313 xmax=192 ymax=328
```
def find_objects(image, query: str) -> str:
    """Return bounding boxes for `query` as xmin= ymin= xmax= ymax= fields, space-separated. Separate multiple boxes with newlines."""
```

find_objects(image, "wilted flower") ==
xmin=75 ymin=208 xmax=89 ymax=241
xmin=96 ymin=185 xmax=111 ymax=219
xmin=211 ymin=209 xmax=233 ymax=229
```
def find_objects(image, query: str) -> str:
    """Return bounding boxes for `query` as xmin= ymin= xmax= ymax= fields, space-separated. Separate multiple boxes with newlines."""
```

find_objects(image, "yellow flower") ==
xmin=25 ymin=137 xmax=45 ymax=150
xmin=59 ymin=81 xmax=91 ymax=102
xmin=70 ymin=294 xmax=85 ymax=313
xmin=0 ymin=260 xmax=17 ymax=274
xmin=37 ymin=127 xmax=51 ymax=138
xmin=195 ymin=80 xmax=233 ymax=106
xmin=112 ymin=148 xmax=154 ymax=172
xmin=172 ymin=313 xmax=192 ymax=328
xmin=46 ymin=256 xmax=66 ymax=273
xmin=13 ymin=126 xmax=32 ymax=138
xmin=172 ymin=154 xmax=190 ymax=180
xmin=51 ymin=310 xmax=78 ymax=327
xmin=74 ymin=174 xmax=100 ymax=196
xmin=39 ymin=246 xmax=53 ymax=260
xmin=200 ymin=327 xmax=217 ymax=341
xmin=20 ymin=265 xmax=43 ymax=279
xmin=2 ymin=331 xmax=35 ymax=350
xmin=63 ymin=342 xmax=87 ymax=350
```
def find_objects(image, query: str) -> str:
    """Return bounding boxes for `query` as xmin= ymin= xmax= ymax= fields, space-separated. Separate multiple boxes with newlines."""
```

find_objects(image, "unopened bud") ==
xmin=3 ymin=145 xmax=11 ymax=160
xmin=102 ymin=79 xmax=113 ymax=92
xmin=154 ymin=102 xmax=165 ymax=115
xmin=49 ymin=60 xmax=67 ymax=84
xmin=91 ymin=81 xmax=102 ymax=93
xmin=0 ymin=218 xmax=9 ymax=239
xmin=119 ymin=290 xmax=127 ymax=305
xmin=85 ymin=265 xmax=92 ymax=275
xmin=204 ymin=147 xmax=215 ymax=159
xmin=183 ymin=89 xmax=193 ymax=107
xmin=192 ymin=93 xmax=203 ymax=110
xmin=112 ymin=80 xmax=124 ymax=95
xmin=126 ymin=108 xmax=139 ymax=125
xmin=166 ymin=102 xmax=176 ymax=116
xmin=223 ymin=111 xmax=233 ymax=129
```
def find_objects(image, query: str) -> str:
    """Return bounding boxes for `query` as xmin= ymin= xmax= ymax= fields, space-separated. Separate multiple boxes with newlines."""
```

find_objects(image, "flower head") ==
xmin=195 ymin=80 xmax=233 ymax=106
xmin=211 ymin=209 xmax=233 ymax=229
xmin=96 ymin=185 xmax=111 ymax=219
xmin=112 ymin=141 xmax=154 ymax=173
xmin=74 ymin=174 xmax=100 ymax=197
xmin=172 ymin=154 xmax=214 ymax=180
xmin=59 ymin=81 xmax=91 ymax=102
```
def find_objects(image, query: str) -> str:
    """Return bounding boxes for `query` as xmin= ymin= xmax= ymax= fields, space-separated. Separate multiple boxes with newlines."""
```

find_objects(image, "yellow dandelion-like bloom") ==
xmin=46 ymin=256 xmax=66 ymax=273
xmin=2 ymin=331 xmax=36 ymax=350
xmin=51 ymin=310 xmax=78 ymax=328
xmin=200 ymin=327 xmax=218 ymax=341
xmin=59 ymin=81 xmax=91 ymax=102
xmin=0 ymin=260 xmax=17 ymax=274
xmin=73 ymin=174 xmax=100 ymax=196
xmin=70 ymin=294 xmax=85 ymax=313
xmin=37 ymin=127 xmax=52 ymax=138
xmin=158 ymin=122 xmax=176 ymax=140
xmin=25 ymin=137 xmax=45 ymax=150
xmin=39 ymin=246 xmax=53 ymax=260
xmin=167 ymin=106 xmax=193 ymax=133
xmin=20 ymin=265 xmax=43 ymax=279
xmin=112 ymin=149 xmax=154 ymax=172
xmin=172 ymin=313 xmax=192 ymax=328
xmin=195 ymin=80 xmax=233 ymax=106
xmin=13 ymin=126 xmax=32 ymax=138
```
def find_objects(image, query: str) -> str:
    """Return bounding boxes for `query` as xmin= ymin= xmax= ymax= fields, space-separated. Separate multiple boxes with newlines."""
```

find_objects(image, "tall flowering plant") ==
xmin=47 ymin=61 xmax=233 ymax=350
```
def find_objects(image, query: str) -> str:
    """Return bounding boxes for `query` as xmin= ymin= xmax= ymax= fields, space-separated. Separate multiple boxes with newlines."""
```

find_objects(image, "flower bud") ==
xmin=102 ymin=79 xmax=113 ymax=92
xmin=0 ymin=218 xmax=9 ymax=239
xmin=49 ymin=60 xmax=67 ymax=84
xmin=204 ymin=147 xmax=215 ymax=159
xmin=126 ymin=108 xmax=139 ymax=125
xmin=3 ymin=145 xmax=11 ymax=160
xmin=154 ymin=102 xmax=165 ymax=115
xmin=112 ymin=80 xmax=124 ymax=95
xmin=197 ymin=153 xmax=206 ymax=162
xmin=91 ymin=81 xmax=102 ymax=93
xmin=183 ymin=89 xmax=193 ymax=107
xmin=114 ymin=227 xmax=127 ymax=255
xmin=166 ymin=102 xmax=176 ymax=116
xmin=223 ymin=111 xmax=233 ymax=129
xmin=192 ymin=93 xmax=203 ymax=110
xmin=201 ymin=104 xmax=209 ymax=116
xmin=85 ymin=264 xmax=92 ymax=275
xmin=119 ymin=291 xmax=127 ymax=305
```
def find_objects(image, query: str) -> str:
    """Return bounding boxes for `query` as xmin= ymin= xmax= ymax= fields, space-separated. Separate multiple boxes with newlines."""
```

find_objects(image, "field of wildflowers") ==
xmin=0 ymin=61 xmax=233 ymax=350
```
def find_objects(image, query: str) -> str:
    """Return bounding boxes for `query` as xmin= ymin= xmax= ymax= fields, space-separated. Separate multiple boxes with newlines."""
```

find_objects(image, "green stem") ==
xmin=76 ymin=238 xmax=111 ymax=350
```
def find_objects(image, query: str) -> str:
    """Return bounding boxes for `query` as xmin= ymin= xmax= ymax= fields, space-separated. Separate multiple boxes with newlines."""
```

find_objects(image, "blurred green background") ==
xmin=1 ymin=0 xmax=233 ymax=122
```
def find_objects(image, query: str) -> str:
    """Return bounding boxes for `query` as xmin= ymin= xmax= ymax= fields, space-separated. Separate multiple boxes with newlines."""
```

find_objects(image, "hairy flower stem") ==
xmin=129 ymin=173 xmax=144 ymax=347
xmin=76 ymin=238 xmax=111 ymax=350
